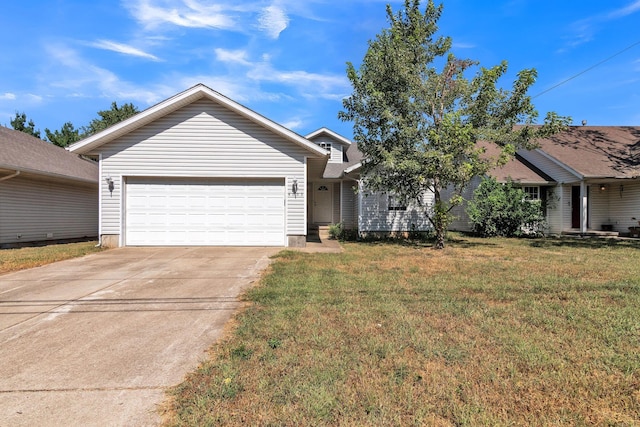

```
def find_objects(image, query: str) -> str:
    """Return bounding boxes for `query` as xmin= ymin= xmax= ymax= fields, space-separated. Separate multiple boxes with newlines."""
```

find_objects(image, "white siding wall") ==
xmin=446 ymin=176 xmax=481 ymax=232
xmin=340 ymin=181 xmax=358 ymax=229
xmin=98 ymin=99 xmax=311 ymax=241
xmin=605 ymin=180 xmax=640 ymax=232
xmin=518 ymin=150 xmax=580 ymax=183
xmin=359 ymin=187 xmax=433 ymax=232
xmin=310 ymin=135 xmax=343 ymax=163
xmin=545 ymin=185 xmax=564 ymax=234
xmin=561 ymin=185 xmax=573 ymax=230
xmin=332 ymin=182 xmax=341 ymax=223
xmin=0 ymin=176 xmax=98 ymax=245
xmin=590 ymin=186 xmax=610 ymax=229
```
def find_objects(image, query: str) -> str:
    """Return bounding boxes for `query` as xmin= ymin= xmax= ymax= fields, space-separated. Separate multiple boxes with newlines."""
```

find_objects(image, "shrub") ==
xmin=467 ymin=177 xmax=546 ymax=237
xmin=328 ymin=223 xmax=359 ymax=241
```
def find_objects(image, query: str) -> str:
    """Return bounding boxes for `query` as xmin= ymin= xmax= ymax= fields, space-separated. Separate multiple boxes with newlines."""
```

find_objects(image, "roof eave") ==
xmin=69 ymin=84 xmax=328 ymax=158
xmin=305 ymin=127 xmax=352 ymax=146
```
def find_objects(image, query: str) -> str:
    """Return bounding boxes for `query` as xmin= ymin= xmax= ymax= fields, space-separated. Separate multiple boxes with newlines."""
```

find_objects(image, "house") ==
xmin=68 ymin=84 xmax=328 ymax=248
xmin=0 ymin=126 xmax=98 ymax=247
xmin=449 ymin=126 xmax=640 ymax=236
xmin=310 ymin=125 xmax=640 ymax=238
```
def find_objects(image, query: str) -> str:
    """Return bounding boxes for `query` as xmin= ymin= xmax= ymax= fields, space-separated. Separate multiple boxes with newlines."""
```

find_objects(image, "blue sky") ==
xmin=1 ymin=0 xmax=639 ymax=140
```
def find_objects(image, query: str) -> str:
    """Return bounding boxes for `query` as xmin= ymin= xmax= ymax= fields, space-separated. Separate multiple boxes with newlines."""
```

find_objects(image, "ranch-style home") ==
xmin=0 ymin=126 xmax=98 ymax=247
xmin=68 ymin=84 xmax=640 ymax=247
xmin=449 ymin=126 xmax=640 ymax=237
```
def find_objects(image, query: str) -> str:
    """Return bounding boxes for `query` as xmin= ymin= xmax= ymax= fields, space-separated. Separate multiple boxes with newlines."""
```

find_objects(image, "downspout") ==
xmin=0 ymin=170 xmax=20 ymax=182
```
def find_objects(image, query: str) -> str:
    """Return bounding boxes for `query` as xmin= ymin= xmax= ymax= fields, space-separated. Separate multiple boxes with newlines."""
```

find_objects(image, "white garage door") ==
xmin=125 ymin=178 xmax=285 ymax=246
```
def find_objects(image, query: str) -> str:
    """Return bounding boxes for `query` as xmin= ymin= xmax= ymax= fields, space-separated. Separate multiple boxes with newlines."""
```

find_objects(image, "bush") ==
xmin=467 ymin=177 xmax=546 ymax=237
xmin=328 ymin=223 xmax=359 ymax=241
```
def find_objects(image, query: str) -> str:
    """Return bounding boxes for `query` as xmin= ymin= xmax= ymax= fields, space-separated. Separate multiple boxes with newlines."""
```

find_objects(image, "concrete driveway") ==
xmin=0 ymin=246 xmax=279 ymax=426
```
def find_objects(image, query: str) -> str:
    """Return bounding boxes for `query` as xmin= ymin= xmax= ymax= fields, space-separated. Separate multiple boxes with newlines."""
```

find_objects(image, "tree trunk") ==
xmin=432 ymin=192 xmax=447 ymax=250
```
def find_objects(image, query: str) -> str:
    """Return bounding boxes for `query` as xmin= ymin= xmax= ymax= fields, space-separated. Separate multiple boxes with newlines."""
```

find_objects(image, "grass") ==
xmin=164 ymin=235 xmax=640 ymax=426
xmin=0 ymin=241 xmax=102 ymax=275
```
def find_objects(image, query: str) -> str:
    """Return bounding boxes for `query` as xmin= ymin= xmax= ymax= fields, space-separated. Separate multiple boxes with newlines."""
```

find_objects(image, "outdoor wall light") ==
xmin=600 ymin=184 xmax=606 ymax=191
xmin=291 ymin=179 xmax=298 ymax=196
xmin=105 ymin=176 xmax=114 ymax=194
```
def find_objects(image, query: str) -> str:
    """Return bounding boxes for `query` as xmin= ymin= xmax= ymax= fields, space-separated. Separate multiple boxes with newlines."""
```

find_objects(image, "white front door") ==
xmin=313 ymin=184 xmax=333 ymax=224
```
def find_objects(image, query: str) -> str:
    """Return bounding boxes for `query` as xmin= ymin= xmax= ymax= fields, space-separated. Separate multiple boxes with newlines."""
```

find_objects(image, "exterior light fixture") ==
xmin=291 ymin=179 xmax=298 ymax=196
xmin=600 ymin=184 xmax=606 ymax=191
xmin=105 ymin=176 xmax=114 ymax=194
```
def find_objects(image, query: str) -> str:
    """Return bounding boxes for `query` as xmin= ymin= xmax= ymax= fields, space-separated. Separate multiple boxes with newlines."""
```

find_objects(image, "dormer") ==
xmin=306 ymin=128 xmax=352 ymax=164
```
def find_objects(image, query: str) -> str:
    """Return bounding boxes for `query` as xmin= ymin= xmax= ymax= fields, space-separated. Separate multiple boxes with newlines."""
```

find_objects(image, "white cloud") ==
xmin=124 ymin=0 xmax=236 ymax=30
xmin=258 ymin=5 xmax=289 ymax=39
xmin=214 ymin=48 xmax=251 ymax=65
xmin=90 ymin=40 xmax=160 ymax=61
xmin=281 ymin=118 xmax=304 ymax=130
xmin=0 ymin=93 xmax=16 ymax=100
xmin=248 ymin=63 xmax=349 ymax=94
xmin=608 ymin=0 xmax=640 ymax=19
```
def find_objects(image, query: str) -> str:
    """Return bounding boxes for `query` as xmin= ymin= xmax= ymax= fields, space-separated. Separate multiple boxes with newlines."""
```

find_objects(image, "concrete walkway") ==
xmin=0 ymin=247 xmax=278 ymax=426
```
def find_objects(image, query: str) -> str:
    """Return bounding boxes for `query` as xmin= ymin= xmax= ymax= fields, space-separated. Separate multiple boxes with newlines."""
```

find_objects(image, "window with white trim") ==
xmin=523 ymin=186 xmax=540 ymax=200
xmin=319 ymin=142 xmax=332 ymax=152
xmin=388 ymin=194 xmax=407 ymax=211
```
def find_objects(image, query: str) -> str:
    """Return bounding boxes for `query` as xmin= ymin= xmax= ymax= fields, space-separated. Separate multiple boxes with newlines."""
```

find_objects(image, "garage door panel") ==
xmin=125 ymin=178 xmax=285 ymax=246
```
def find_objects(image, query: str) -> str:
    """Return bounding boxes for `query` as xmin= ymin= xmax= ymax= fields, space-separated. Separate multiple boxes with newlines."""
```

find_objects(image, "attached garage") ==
xmin=125 ymin=178 xmax=285 ymax=246
xmin=68 ymin=84 xmax=328 ymax=248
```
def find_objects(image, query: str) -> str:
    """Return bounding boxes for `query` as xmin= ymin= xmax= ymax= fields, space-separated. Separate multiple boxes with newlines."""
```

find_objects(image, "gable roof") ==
xmin=534 ymin=126 xmax=640 ymax=179
xmin=306 ymin=127 xmax=352 ymax=146
xmin=0 ymin=126 xmax=98 ymax=184
xmin=481 ymin=141 xmax=555 ymax=185
xmin=68 ymin=83 xmax=328 ymax=158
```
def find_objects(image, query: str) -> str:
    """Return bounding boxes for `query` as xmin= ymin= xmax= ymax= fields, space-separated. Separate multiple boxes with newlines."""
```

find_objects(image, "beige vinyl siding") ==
xmin=99 ymin=99 xmax=310 ymax=238
xmin=607 ymin=179 xmax=640 ymax=232
xmin=0 ymin=176 xmax=97 ymax=245
xmin=341 ymin=181 xmax=358 ymax=229
xmin=518 ymin=150 xmax=580 ymax=183
xmin=359 ymin=187 xmax=433 ymax=232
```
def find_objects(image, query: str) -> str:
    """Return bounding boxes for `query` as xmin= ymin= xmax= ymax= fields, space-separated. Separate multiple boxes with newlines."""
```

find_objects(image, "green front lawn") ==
xmin=0 ymin=241 xmax=102 ymax=275
xmin=164 ymin=236 xmax=640 ymax=426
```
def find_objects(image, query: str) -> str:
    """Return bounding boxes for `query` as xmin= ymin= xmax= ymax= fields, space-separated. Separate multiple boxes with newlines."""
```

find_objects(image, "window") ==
xmin=319 ymin=142 xmax=332 ymax=152
xmin=523 ymin=186 xmax=540 ymax=200
xmin=388 ymin=194 xmax=407 ymax=211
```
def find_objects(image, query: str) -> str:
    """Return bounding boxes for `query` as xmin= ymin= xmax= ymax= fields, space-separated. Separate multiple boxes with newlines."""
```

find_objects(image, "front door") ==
xmin=571 ymin=185 xmax=589 ymax=229
xmin=313 ymin=184 xmax=332 ymax=223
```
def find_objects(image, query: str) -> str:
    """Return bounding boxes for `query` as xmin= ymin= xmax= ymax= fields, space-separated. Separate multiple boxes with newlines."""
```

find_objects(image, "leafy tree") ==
xmin=339 ymin=0 xmax=569 ymax=248
xmin=467 ymin=177 xmax=545 ymax=237
xmin=44 ymin=122 xmax=82 ymax=147
xmin=81 ymin=101 xmax=139 ymax=137
xmin=10 ymin=112 xmax=41 ymax=139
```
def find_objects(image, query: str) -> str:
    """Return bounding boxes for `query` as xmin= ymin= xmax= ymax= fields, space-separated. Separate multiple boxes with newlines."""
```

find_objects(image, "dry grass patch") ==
xmin=165 ymin=236 xmax=640 ymax=426
xmin=0 ymin=241 xmax=102 ymax=274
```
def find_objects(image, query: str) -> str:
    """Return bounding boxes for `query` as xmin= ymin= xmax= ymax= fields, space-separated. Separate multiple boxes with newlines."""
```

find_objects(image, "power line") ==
xmin=532 ymin=39 xmax=640 ymax=99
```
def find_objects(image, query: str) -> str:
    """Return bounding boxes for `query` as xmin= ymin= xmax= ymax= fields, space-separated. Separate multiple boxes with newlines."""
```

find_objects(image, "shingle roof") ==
xmin=534 ymin=126 xmax=640 ymax=179
xmin=323 ymin=143 xmax=363 ymax=179
xmin=482 ymin=141 xmax=555 ymax=184
xmin=0 ymin=126 xmax=98 ymax=183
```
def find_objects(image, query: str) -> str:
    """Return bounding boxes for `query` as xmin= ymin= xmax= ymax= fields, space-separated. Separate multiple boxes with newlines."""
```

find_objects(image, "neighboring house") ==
xmin=313 ymin=125 xmax=640 ymax=238
xmin=68 ymin=84 xmax=328 ymax=248
xmin=0 ymin=126 xmax=98 ymax=247
xmin=450 ymin=126 xmax=640 ymax=236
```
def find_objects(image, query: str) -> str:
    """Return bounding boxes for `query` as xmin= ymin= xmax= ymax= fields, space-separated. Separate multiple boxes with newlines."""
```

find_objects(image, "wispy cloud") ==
xmin=214 ymin=48 xmax=251 ymax=65
xmin=257 ymin=5 xmax=289 ymax=39
xmin=0 ymin=93 xmax=16 ymax=100
xmin=124 ymin=0 xmax=236 ymax=30
xmin=90 ymin=40 xmax=160 ymax=61
xmin=562 ymin=0 xmax=640 ymax=51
